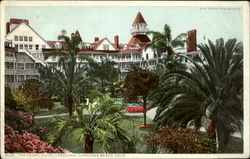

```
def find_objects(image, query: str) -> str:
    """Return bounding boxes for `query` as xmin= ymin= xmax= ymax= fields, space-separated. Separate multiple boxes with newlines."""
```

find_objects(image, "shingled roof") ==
xmin=132 ymin=12 xmax=147 ymax=25
xmin=128 ymin=34 xmax=151 ymax=46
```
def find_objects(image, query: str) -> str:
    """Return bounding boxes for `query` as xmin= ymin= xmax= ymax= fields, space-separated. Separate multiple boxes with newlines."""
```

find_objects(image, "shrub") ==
xmin=147 ymin=124 xmax=216 ymax=153
xmin=5 ymin=125 xmax=71 ymax=153
xmin=5 ymin=109 xmax=48 ymax=140
xmin=125 ymin=106 xmax=149 ymax=113
xmin=5 ymin=109 xmax=34 ymax=131
xmin=5 ymin=87 xmax=17 ymax=109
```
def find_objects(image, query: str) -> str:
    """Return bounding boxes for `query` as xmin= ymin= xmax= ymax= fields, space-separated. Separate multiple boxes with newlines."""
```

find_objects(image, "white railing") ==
xmin=24 ymin=49 xmax=47 ymax=67
xmin=130 ymin=28 xmax=149 ymax=35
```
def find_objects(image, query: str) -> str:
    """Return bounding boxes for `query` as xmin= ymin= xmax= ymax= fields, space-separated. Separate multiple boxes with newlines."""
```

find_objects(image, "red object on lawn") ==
xmin=125 ymin=106 xmax=149 ymax=113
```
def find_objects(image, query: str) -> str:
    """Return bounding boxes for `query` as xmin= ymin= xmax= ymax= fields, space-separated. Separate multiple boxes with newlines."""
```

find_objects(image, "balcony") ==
xmin=130 ymin=28 xmax=149 ymax=35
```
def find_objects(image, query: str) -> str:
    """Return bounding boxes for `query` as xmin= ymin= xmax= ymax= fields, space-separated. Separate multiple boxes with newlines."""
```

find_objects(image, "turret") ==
xmin=130 ymin=12 xmax=149 ymax=36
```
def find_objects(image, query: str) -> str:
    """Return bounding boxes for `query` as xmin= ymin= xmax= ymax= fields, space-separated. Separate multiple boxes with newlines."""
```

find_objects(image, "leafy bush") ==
xmin=5 ymin=87 xmax=17 ymax=109
xmin=125 ymin=106 xmax=149 ymax=113
xmin=5 ymin=125 xmax=71 ymax=153
xmin=148 ymin=124 xmax=216 ymax=153
xmin=5 ymin=109 xmax=34 ymax=131
xmin=5 ymin=109 xmax=48 ymax=141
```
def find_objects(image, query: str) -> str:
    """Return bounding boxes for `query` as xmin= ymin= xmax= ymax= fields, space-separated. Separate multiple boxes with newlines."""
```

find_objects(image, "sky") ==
xmin=4 ymin=5 xmax=243 ymax=45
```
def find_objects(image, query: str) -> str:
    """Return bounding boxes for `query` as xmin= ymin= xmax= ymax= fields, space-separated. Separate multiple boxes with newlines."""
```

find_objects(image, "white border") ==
xmin=0 ymin=1 xmax=249 ymax=159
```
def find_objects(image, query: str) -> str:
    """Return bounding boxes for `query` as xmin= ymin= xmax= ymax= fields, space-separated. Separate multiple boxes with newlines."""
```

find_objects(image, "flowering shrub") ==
xmin=5 ymin=125 xmax=71 ymax=153
xmin=205 ymin=122 xmax=216 ymax=139
xmin=148 ymin=124 xmax=216 ymax=153
xmin=5 ymin=109 xmax=34 ymax=131
xmin=125 ymin=106 xmax=149 ymax=113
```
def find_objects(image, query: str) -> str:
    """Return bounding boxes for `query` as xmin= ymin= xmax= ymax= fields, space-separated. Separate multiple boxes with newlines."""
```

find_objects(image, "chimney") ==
xmin=187 ymin=29 xmax=197 ymax=53
xmin=114 ymin=35 xmax=119 ymax=49
xmin=6 ymin=22 xmax=10 ymax=34
xmin=94 ymin=37 xmax=99 ymax=42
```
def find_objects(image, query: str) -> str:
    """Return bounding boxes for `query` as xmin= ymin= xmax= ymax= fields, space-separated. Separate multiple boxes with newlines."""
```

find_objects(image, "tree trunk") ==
xmin=84 ymin=131 xmax=94 ymax=153
xmin=143 ymin=98 xmax=147 ymax=126
xmin=101 ymin=78 xmax=105 ymax=93
xmin=68 ymin=94 xmax=73 ymax=116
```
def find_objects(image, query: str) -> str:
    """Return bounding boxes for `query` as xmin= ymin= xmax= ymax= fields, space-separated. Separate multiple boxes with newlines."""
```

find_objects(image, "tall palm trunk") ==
xmin=143 ymin=98 xmax=147 ymax=126
xmin=84 ymin=131 xmax=94 ymax=153
xmin=68 ymin=93 xmax=73 ymax=116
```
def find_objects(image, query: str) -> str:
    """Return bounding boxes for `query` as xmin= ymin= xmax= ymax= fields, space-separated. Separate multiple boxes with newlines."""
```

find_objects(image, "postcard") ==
xmin=0 ymin=1 xmax=249 ymax=159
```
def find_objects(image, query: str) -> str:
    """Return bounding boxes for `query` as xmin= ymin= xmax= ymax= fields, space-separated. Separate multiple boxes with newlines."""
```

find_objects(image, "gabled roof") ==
xmin=5 ymin=21 xmax=52 ymax=49
xmin=47 ymin=41 xmax=68 ymax=50
xmin=128 ymin=35 xmax=151 ymax=46
xmin=92 ymin=38 xmax=106 ymax=50
xmin=133 ymin=12 xmax=147 ymax=25
xmin=92 ymin=38 xmax=117 ymax=50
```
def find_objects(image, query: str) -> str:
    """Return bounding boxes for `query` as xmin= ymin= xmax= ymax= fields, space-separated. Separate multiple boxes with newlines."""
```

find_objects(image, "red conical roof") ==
xmin=132 ymin=12 xmax=147 ymax=25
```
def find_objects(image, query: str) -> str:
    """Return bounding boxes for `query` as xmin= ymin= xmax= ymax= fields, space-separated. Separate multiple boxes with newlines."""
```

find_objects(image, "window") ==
xmin=29 ymin=37 xmax=32 ymax=41
xmin=146 ymin=54 xmax=149 ymax=60
xmin=19 ymin=36 xmax=23 ymax=41
xmin=5 ymin=62 xmax=14 ymax=69
xmin=25 ymin=63 xmax=34 ymax=69
xmin=35 ymin=45 xmax=39 ymax=50
xmin=24 ymin=36 xmax=28 ymax=41
xmin=26 ymin=75 xmax=31 ymax=80
xmin=103 ymin=44 xmax=109 ymax=50
xmin=24 ymin=45 xmax=28 ymax=49
xmin=17 ymin=63 xmax=24 ymax=69
xmin=20 ymin=44 xmax=23 ymax=49
xmin=5 ymin=75 xmax=14 ymax=83
xmin=18 ymin=75 xmax=25 ymax=83
xmin=15 ymin=44 xmax=18 ymax=49
xmin=14 ymin=36 xmax=18 ymax=41
xmin=6 ymin=52 xmax=13 ymax=58
xmin=29 ymin=45 xmax=32 ymax=50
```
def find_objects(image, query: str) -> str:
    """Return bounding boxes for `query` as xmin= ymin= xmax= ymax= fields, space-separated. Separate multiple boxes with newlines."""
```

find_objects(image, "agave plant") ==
xmin=47 ymin=94 xmax=130 ymax=153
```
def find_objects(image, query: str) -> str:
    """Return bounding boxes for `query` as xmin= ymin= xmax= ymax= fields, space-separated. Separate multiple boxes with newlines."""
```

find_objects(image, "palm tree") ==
xmin=86 ymin=58 xmax=120 ymax=93
xmin=47 ymin=94 xmax=129 ymax=153
xmin=41 ymin=33 xmax=89 ymax=116
xmin=148 ymin=24 xmax=187 ymax=56
xmin=151 ymin=38 xmax=243 ymax=152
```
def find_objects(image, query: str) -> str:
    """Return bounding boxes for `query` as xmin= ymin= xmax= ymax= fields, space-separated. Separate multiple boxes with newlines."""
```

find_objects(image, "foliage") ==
xmin=151 ymin=38 xmax=243 ymax=152
xmin=5 ymin=108 xmax=48 ymax=140
xmin=41 ymin=32 xmax=89 ymax=116
xmin=86 ymin=58 xmax=120 ymax=93
xmin=12 ymin=89 xmax=33 ymax=112
xmin=5 ymin=86 xmax=17 ymax=109
xmin=5 ymin=125 xmax=70 ymax=153
xmin=125 ymin=106 xmax=149 ymax=113
xmin=5 ymin=109 xmax=34 ymax=131
xmin=147 ymin=124 xmax=216 ymax=153
xmin=10 ymin=80 xmax=53 ymax=118
xmin=124 ymin=66 xmax=159 ymax=126
xmin=111 ymin=80 xmax=124 ymax=98
xmin=148 ymin=24 xmax=186 ymax=56
xmin=47 ymin=94 xmax=129 ymax=153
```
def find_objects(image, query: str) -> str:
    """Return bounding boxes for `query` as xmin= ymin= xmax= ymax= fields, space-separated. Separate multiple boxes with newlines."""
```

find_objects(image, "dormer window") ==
xmin=55 ymin=42 xmax=62 ymax=49
xmin=103 ymin=44 xmax=109 ymax=50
